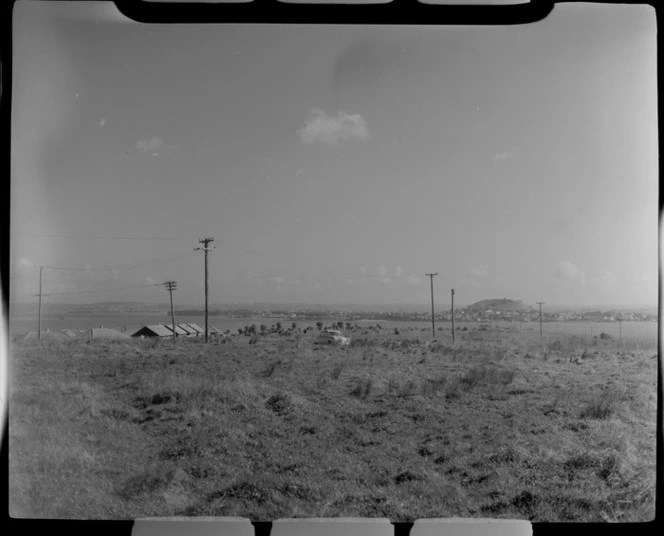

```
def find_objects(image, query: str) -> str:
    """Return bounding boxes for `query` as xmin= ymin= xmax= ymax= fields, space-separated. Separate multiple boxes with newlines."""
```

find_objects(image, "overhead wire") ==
xmin=44 ymin=282 xmax=163 ymax=297
xmin=13 ymin=231 xmax=421 ymax=297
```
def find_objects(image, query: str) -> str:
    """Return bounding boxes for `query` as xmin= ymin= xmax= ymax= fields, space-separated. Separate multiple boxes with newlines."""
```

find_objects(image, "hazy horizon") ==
xmin=11 ymin=2 xmax=658 ymax=309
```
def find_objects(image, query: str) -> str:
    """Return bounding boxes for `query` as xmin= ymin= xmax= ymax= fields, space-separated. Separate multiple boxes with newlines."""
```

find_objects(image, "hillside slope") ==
xmin=467 ymin=298 xmax=531 ymax=311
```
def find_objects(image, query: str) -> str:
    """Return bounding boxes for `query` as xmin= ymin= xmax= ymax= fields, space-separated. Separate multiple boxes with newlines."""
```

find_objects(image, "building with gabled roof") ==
xmin=130 ymin=325 xmax=173 ymax=338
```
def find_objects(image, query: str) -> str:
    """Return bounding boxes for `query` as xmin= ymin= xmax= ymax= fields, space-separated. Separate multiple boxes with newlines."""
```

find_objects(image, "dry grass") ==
xmin=8 ymin=324 xmax=658 ymax=521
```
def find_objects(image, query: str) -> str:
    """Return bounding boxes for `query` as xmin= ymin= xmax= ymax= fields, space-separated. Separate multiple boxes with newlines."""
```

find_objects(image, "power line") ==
xmin=45 ymin=251 xmax=198 ymax=272
xmin=15 ymin=233 xmax=192 ymax=241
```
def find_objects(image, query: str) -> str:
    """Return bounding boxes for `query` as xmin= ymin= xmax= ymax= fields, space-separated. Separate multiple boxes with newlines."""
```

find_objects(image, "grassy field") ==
xmin=9 ymin=323 xmax=658 ymax=521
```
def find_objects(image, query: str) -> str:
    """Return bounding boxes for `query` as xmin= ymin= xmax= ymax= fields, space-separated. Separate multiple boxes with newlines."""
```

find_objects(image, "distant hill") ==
xmin=466 ymin=299 xmax=531 ymax=312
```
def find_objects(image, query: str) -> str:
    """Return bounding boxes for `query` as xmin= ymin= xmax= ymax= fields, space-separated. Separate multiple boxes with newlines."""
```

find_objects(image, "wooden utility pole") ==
xmin=536 ymin=301 xmax=545 ymax=338
xmin=451 ymin=288 xmax=455 ymax=342
xmin=164 ymin=281 xmax=177 ymax=340
xmin=425 ymin=273 xmax=437 ymax=338
xmin=31 ymin=266 xmax=47 ymax=341
xmin=195 ymin=237 xmax=214 ymax=342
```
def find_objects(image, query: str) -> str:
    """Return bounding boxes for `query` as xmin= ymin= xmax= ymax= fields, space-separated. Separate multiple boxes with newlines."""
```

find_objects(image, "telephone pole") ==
xmin=536 ymin=301 xmax=545 ymax=338
xmin=164 ymin=281 xmax=177 ymax=340
xmin=425 ymin=273 xmax=437 ymax=338
xmin=451 ymin=288 xmax=455 ymax=342
xmin=31 ymin=266 xmax=48 ymax=341
xmin=195 ymin=237 xmax=215 ymax=342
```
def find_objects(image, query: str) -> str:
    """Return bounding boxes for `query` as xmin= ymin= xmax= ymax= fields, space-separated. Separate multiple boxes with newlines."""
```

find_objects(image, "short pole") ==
xmin=451 ymin=288 xmax=455 ymax=342
xmin=425 ymin=273 xmax=438 ymax=338
xmin=536 ymin=301 xmax=545 ymax=339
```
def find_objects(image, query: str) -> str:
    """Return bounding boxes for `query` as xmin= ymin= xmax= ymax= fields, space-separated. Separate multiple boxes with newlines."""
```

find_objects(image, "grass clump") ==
xmin=349 ymin=378 xmax=373 ymax=400
xmin=265 ymin=392 xmax=291 ymax=415
xmin=263 ymin=360 xmax=281 ymax=378
xmin=460 ymin=365 xmax=516 ymax=390
xmin=421 ymin=374 xmax=447 ymax=397
xmin=331 ymin=363 xmax=345 ymax=380
xmin=579 ymin=391 xmax=622 ymax=420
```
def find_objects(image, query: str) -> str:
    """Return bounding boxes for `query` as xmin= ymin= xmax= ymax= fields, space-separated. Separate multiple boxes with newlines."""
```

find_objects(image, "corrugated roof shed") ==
xmin=164 ymin=324 xmax=188 ymax=336
xmin=177 ymin=323 xmax=195 ymax=335
xmin=130 ymin=325 xmax=173 ymax=338
xmin=186 ymin=323 xmax=205 ymax=334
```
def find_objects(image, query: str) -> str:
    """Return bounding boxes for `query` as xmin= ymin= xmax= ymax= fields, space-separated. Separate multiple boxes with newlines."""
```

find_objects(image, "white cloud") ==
xmin=554 ymin=261 xmax=579 ymax=281
xmin=470 ymin=264 xmax=489 ymax=278
xmin=298 ymin=109 xmax=370 ymax=145
xmin=12 ymin=257 xmax=35 ymax=273
xmin=143 ymin=275 xmax=160 ymax=285
xmin=625 ymin=272 xmax=651 ymax=287
xmin=493 ymin=152 xmax=514 ymax=160
xmin=595 ymin=270 xmax=617 ymax=289
xmin=395 ymin=266 xmax=403 ymax=277
xmin=406 ymin=273 xmax=422 ymax=286
xmin=136 ymin=136 xmax=168 ymax=154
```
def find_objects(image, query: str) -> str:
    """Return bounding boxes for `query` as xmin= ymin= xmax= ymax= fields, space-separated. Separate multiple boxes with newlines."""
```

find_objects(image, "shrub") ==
xmin=600 ymin=332 xmax=613 ymax=340
xmin=351 ymin=338 xmax=376 ymax=348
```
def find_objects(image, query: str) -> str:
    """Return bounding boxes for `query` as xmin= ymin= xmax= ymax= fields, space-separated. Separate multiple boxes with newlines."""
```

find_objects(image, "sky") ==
xmin=9 ymin=1 xmax=659 ymax=308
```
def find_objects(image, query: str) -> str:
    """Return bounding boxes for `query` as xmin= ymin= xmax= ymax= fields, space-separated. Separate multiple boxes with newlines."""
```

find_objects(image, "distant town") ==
xmin=19 ymin=299 xmax=658 ymax=324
